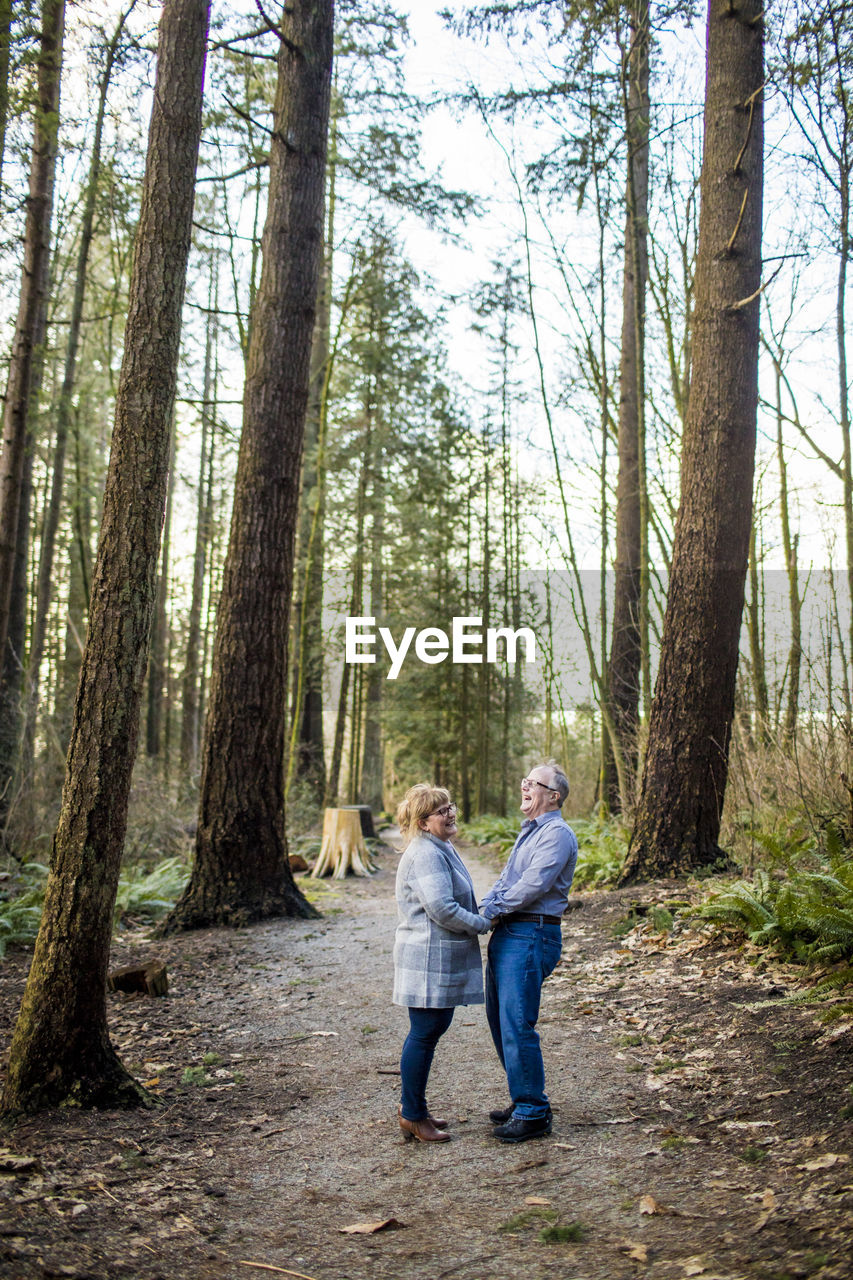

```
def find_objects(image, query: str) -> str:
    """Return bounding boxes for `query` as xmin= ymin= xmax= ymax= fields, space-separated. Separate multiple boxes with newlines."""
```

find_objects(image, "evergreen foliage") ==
xmin=699 ymin=840 xmax=853 ymax=967
xmin=0 ymin=853 xmax=192 ymax=956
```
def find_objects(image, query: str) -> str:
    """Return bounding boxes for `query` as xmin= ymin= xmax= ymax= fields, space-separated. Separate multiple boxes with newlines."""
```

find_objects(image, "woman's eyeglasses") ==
xmin=429 ymin=802 xmax=458 ymax=818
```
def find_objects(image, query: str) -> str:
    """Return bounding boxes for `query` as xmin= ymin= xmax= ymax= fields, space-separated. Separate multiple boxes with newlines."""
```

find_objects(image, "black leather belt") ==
xmin=500 ymin=911 xmax=562 ymax=925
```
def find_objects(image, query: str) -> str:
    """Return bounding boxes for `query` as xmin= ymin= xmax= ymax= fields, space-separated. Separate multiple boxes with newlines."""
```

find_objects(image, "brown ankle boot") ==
xmin=398 ymin=1111 xmax=451 ymax=1143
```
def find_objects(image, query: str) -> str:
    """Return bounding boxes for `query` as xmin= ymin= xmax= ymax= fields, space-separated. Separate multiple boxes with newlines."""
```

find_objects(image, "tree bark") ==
xmin=22 ymin=6 xmax=130 ymax=794
xmin=746 ymin=523 xmax=770 ymax=743
xmin=164 ymin=0 xmax=334 ymax=932
xmin=0 ymin=0 xmax=64 ymax=670
xmin=358 ymin=462 xmax=384 ymax=814
xmin=1 ymin=0 xmax=210 ymax=1114
xmin=619 ymin=0 xmax=764 ymax=883
xmin=55 ymin=405 xmax=94 ymax=759
xmin=180 ymin=266 xmax=216 ymax=777
xmin=145 ymin=423 xmax=174 ymax=759
xmin=288 ymin=174 xmax=334 ymax=804
xmin=0 ymin=449 xmax=32 ymax=838
xmin=0 ymin=0 xmax=12 ymax=195
xmin=607 ymin=0 xmax=650 ymax=814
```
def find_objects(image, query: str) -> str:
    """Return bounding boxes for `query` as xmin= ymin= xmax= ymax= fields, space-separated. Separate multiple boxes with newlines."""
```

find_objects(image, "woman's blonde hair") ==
xmin=396 ymin=783 xmax=452 ymax=843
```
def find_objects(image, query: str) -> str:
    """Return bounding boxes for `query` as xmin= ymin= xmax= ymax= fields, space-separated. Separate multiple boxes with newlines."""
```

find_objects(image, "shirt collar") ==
xmin=526 ymin=808 xmax=563 ymax=829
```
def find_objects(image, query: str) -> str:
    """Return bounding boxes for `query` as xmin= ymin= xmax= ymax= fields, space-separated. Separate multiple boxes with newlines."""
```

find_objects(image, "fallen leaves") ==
xmin=338 ymin=1218 xmax=405 ymax=1235
xmin=620 ymin=1239 xmax=649 ymax=1263
xmin=240 ymin=1264 xmax=320 ymax=1279
xmin=0 ymin=1151 xmax=42 ymax=1175
xmin=797 ymin=1153 xmax=850 ymax=1171
xmin=638 ymin=1194 xmax=668 ymax=1215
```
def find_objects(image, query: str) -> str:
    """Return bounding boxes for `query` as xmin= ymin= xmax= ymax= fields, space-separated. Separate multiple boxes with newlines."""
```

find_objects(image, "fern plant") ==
xmin=459 ymin=814 xmax=519 ymax=855
xmin=571 ymin=818 xmax=629 ymax=889
xmin=0 ymin=855 xmax=192 ymax=958
xmin=114 ymin=857 xmax=190 ymax=922
xmin=0 ymin=863 xmax=49 ymax=956
xmin=699 ymin=857 xmax=853 ymax=968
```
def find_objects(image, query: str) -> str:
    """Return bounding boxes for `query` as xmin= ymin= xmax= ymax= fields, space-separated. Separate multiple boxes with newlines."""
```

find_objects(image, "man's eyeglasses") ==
xmin=521 ymin=777 xmax=556 ymax=793
xmin=429 ymin=802 xmax=458 ymax=818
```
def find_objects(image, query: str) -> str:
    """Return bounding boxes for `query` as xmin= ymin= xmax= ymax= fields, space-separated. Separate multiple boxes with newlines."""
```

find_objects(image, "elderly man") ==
xmin=479 ymin=761 xmax=578 ymax=1143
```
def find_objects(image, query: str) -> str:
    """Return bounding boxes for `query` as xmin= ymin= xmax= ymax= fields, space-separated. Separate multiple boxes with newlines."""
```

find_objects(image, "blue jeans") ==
xmin=400 ymin=1006 xmax=455 ymax=1121
xmin=486 ymin=919 xmax=562 ymax=1119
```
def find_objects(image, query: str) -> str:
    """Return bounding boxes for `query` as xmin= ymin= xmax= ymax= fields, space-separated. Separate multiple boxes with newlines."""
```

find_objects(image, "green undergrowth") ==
xmin=697 ymin=821 xmax=853 ymax=1002
xmin=570 ymin=817 xmax=630 ymax=889
xmin=0 ymin=856 xmax=192 ymax=958
xmin=459 ymin=814 xmax=519 ymax=856
xmin=0 ymin=863 xmax=47 ymax=957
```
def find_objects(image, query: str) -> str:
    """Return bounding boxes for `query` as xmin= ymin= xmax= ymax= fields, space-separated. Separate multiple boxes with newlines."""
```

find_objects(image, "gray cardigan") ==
xmin=392 ymin=833 xmax=490 ymax=1009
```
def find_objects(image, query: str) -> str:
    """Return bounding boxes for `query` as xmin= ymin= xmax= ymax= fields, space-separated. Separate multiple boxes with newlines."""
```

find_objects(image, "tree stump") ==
xmin=339 ymin=804 xmax=378 ymax=839
xmin=311 ymin=808 xmax=376 ymax=879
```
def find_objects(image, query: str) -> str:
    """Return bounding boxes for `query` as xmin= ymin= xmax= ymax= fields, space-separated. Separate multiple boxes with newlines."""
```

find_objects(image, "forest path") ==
xmin=1 ymin=837 xmax=852 ymax=1279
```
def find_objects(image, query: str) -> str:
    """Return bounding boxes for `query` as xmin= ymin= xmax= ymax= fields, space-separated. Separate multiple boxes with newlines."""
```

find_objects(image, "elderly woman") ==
xmin=393 ymin=783 xmax=490 ymax=1143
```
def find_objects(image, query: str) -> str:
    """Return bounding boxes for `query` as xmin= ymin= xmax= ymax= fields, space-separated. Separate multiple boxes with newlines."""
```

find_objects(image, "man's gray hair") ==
xmin=541 ymin=759 xmax=569 ymax=807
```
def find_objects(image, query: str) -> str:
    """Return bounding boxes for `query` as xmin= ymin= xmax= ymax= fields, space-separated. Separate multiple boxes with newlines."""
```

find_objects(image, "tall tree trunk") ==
xmin=460 ymin=482 xmax=472 ymax=821
xmin=746 ymin=522 xmax=769 ymax=742
xmin=0 ymin=0 xmax=12 ymax=195
xmin=0 ymin=450 xmax=32 ymax=837
xmin=0 ymin=0 xmax=64 ymax=668
xmin=836 ymin=169 xmax=851 ymax=669
xmin=359 ymin=460 xmax=384 ymax=813
xmin=0 ymin=0 xmax=62 ymax=820
xmin=180 ymin=272 xmax=216 ymax=777
xmin=164 ymin=0 xmax=333 ymax=932
xmin=146 ymin=423 xmax=174 ymax=758
xmin=619 ymin=0 xmax=764 ymax=883
xmin=777 ymin=374 xmax=802 ymax=746
xmin=326 ymin=364 xmax=371 ymax=809
xmin=1 ymin=0 xmax=210 ymax=1114
xmin=55 ymin=401 xmax=95 ymax=759
xmin=607 ymin=0 xmax=650 ymax=814
xmin=22 ymin=7 xmax=131 ymax=789
xmin=477 ymin=427 xmax=491 ymax=814
xmin=288 ymin=156 xmax=335 ymax=804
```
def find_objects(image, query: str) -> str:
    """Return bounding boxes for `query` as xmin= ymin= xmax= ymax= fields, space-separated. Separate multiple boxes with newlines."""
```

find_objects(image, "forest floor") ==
xmin=0 ymin=836 xmax=852 ymax=1280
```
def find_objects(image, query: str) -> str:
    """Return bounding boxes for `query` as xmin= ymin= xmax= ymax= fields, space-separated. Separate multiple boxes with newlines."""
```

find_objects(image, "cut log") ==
xmin=311 ymin=808 xmax=376 ymax=879
xmin=339 ymin=804 xmax=377 ymax=839
xmin=108 ymin=960 xmax=168 ymax=998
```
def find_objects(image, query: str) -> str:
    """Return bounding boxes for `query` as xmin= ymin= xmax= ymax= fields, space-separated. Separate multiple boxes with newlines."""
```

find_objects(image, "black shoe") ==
xmin=492 ymin=1111 xmax=552 ymax=1143
xmin=489 ymin=1104 xmax=514 ymax=1124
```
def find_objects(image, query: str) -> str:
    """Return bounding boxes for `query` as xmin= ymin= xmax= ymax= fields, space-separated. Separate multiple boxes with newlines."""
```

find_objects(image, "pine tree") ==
xmin=620 ymin=0 xmax=765 ymax=881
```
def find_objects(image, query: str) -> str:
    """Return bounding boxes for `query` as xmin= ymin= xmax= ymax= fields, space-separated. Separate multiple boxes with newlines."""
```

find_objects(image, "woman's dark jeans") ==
xmin=400 ymin=1006 xmax=455 ymax=1121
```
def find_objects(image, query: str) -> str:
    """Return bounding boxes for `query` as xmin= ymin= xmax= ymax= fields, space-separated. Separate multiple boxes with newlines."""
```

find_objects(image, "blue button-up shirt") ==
xmin=478 ymin=809 xmax=578 ymax=921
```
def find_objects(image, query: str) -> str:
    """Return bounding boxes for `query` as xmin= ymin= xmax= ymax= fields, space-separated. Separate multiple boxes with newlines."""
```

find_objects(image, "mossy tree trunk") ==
xmin=164 ymin=0 xmax=334 ymax=931
xmin=1 ymin=0 xmax=210 ymax=1114
xmin=619 ymin=0 xmax=764 ymax=883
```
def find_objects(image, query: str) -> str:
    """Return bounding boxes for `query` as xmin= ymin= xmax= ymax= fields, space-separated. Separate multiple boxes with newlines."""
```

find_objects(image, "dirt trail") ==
xmin=1 ymin=836 xmax=852 ymax=1280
